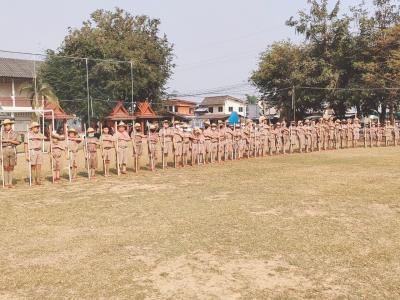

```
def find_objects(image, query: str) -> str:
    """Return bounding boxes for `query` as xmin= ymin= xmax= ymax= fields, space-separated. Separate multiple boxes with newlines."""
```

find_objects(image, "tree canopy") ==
xmin=251 ymin=0 xmax=400 ymax=121
xmin=40 ymin=8 xmax=174 ymax=121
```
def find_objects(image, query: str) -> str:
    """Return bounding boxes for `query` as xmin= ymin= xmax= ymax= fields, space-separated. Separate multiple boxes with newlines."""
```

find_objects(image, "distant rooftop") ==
xmin=0 ymin=57 xmax=42 ymax=79
xmin=200 ymin=95 xmax=246 ymax=106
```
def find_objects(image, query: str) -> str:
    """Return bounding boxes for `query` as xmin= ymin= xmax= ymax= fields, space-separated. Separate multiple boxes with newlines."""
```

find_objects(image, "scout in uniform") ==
xmin=131 ymin=123 xmax=146 ymax=172
xmin=181 ymin=123 xmax=191 ymax=167
xmin=346 ymin=119 xmax=353 ymax=148
xmin=210 ymin=123 xmax=219 ymax=162
xmin=225 ymin=123 xmax=235 ymax=160
xmin=159 ymin=120 xmax=173 ymax=169
xmin=203 ymin=121 xmax=213 ymax=163
xmin=147 ymin=124 xmax=159 ymax=171
xmin=352 ymin=118 xmax=361 ymax=148
xmin=393 ymin=123 xmax=399 ymax=146
xmin=67 ymin=128 xmax=82 ymax=179
xmin=304 ymin=120 xmax=312 ymax=153
xmin=172 ymin=121 xmax=184 ymax=167
xmin=384 ymin=121 xmax=393 ymax=147
xmin=334 ymin=120 xmax=341 ymax=150
xmin=49 ymin=132 xmax=65 ymax=183
xmin=328 ymin=118 xmax=335 ymax=150
xmin=296 ymin=121 xmax=306 ymax=153
xmin=86 ymin=127 xmax=100 ymax=178
xmin=190 ymin=128 xmax=205 ymax=165
xmin=100 ymin=126 xmax=114 ymax=177
xmin=217 ymin=121 xmax=227 ymax=161
xmin=340 ymin=120 xmax=347 ymax=149
xmin=274 ymin=123 xmax=283 ymax=155
xmin=281 ymin=121 xmax=290 ymax=154
xmin=310 ymin=120 xmax=318 ymax=151
xmin=25 ymin=122 xmax=45 ymax=185
xmin=0 ymin=119 xmax=20 ymax=188
xmin=233 ymin=123 xmax=242 ymax=159
xmin=114 ymin=121 xmax=131 ymax=174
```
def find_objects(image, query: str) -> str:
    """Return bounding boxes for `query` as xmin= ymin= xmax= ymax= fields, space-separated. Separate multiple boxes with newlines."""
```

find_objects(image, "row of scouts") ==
xmin=1 ymin=117 xmax=399 ymax=188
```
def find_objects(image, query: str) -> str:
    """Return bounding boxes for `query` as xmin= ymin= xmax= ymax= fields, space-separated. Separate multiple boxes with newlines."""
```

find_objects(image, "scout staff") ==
xmin=132 ymin=123 xmax=147 ymax=172
xmin=86 ymin=127 xmax=100 ymax=178
xmin=147 ymin=124 xmax=159 ymax=171
xmin=66 ymin=128 xmax=82 ymax=179
xmin=115 ymin=121 xmax=131 ymax=174
xmin=100 ymin=126 xmax=114 ymax=177
xmin=49 ymin=132 xmax=65 ymax=183
xmin=0 ymin=119 xmax=20 ymax=188
xmin=25 ymin=122 xmax=45 ymax=186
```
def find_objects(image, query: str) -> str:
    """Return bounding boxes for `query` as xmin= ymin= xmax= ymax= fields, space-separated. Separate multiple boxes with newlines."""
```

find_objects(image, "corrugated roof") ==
xmin=200 ymin=95 xmax=245 ymax=106
xmin=0 ymin=57 xmax=42 ymax=79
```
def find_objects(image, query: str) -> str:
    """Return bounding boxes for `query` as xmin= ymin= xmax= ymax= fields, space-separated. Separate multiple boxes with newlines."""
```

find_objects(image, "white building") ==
xmin=196 ymin=95 xmax=247 ymax=120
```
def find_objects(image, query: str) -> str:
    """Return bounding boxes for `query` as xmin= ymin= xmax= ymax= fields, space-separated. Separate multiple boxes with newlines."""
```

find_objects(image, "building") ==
xmin=163 ymin=98 xmax=197 ymax=122
xmin=196 ymin=95 xmax=247 ymax=121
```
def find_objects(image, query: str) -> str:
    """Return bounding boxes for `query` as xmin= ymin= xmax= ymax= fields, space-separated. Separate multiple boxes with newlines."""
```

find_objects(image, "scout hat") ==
xmin=211 ymin=123 xmax=217 ymax=127
xmin=134 ymin=123 xmax=141 ymax=128
xmin=204 ymin=121 xmax=211 ymax=126
xmin=1 ymin=119 xmax=14 ymax=126
xmin=29 ymin=121 xmax=40 ymax=129
xmin=87 ymin=127 xmax=95 ymax=133
xmin=174 ymin=121 xmax=180 ymax=125
xmin=259 ymin=116 xmax=266 ymax=122
xmin=235 ymin=123 xmax=240 ymax=128
xmin=182 ymin=123 xmax=188 ymax=128
xmin=162 ymin=120 xmax=169 ymax=124
xmin=68 ymin=128 xmax=77 ymax=134
xmin=217 ymin=120 xmax=223 ymax=124
xmin=149 ymin=124 xmax=156 ymax=130
xmin=117 ymin=121 xmax=127 ymax=127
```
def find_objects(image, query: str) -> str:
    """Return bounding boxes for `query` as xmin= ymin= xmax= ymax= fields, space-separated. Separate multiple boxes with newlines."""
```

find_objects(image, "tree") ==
xmin=245 ymin=95 xmax=258 ymax=105
xmin=19 ymin=81 xmax=59 ymax=121
xmin=40 ymin=8 xmax=174 ymax=121
xmin=251 ymin=41 xmax=326 ymax=120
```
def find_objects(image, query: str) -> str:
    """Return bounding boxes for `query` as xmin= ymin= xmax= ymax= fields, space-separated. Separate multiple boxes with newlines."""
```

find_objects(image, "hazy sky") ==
xmin=0 ymin=0 xmax=372 ymax=101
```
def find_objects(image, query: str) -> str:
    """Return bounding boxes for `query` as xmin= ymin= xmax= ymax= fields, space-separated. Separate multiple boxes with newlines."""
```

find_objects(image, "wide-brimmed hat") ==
xmin=117 ymin=121 xmax=127 ymax=127
xmin=68 ymin=128 xmax=77 ymax=134
xmin=211 ymin=123 xmax=217 ymax=127
xmin=87 ymin=127 xmax=95 ymax=133
xmin=29 ymin=121 xmax=40 ymax=129
xmin=134 ymin=123 xmax=141 ymax=128
xmin=1 ymin=119 xmax=14 ymax=126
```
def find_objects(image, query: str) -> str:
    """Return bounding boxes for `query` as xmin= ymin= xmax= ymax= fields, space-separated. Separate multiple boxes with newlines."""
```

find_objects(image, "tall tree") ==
xmin=40 ymin=8 xmax=175 ymax=121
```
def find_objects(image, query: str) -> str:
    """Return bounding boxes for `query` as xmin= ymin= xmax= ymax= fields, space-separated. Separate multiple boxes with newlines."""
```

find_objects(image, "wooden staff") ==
xmin=83 ymin=124 xmax=91 ymax=180
xmin=64 ymin=124 xmax=72 ymax=182
xmin=48 ymin=125 xmax=55 ymax=184
xmin=114 ymin=121 xmax=121 ymax=176
xmin=162 ymin=128 xmax=165 ymax=170
xmin=99 ymin=124 xmax=106 ymax=176
xmin=131 ymin=125 xmax=138 ymax=173
xmin=0 ymin=126 xmax=5 ymax=188
xmin=26 ymin=125 xmax=32 ymax=186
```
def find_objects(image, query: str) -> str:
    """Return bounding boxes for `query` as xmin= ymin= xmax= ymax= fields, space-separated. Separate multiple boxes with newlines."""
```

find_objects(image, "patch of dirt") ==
xmin=137 ymin=252 xmax=312 ymax=299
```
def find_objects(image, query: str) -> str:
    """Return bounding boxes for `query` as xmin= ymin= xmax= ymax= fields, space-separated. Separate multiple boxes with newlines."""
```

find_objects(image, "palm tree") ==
xmin=19 ymin=81 xmax=59 ymax=121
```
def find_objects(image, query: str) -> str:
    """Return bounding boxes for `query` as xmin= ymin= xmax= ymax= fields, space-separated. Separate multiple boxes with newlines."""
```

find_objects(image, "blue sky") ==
xmin=0 ymin=0 xmax=372 ymax=100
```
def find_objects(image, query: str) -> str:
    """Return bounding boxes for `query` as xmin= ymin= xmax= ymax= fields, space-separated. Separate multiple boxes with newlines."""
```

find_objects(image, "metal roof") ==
xmin=0 ymin=57 xmax=42 ymax=79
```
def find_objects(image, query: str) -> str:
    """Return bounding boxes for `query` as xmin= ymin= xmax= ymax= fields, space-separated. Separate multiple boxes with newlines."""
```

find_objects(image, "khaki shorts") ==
xmin=161 ymin=141 xmax=173 ymax=155
xmin=118 ymin=147 xmax=128 ymax=165
xmin=173 ymin=142 xmax=182 ymax=156
xmin=133 ymin=143 xmax=143 ymax=156
xmin=30 ymin=149 xmax=42 ymax=166
xmin=88 ymin=152 xmax=98 ymax=169
xmin=70 ymin=151 xmax=78 ymax=167
xmin=2 ymin=147 xmax=17 ymax=169
xmin=103 ymin=148 xmax=114 ymax=162
xmin=52 ymin=148 xmax=63 ymax=171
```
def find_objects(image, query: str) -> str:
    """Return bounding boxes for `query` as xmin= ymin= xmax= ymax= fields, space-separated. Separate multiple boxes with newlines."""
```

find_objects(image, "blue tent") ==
xmin=228 ymin=112 xmax=240 ymax=125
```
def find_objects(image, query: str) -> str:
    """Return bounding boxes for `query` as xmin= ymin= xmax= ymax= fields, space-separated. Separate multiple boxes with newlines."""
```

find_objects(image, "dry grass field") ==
xmin=1 ymin=147 xmax=400 ymax=299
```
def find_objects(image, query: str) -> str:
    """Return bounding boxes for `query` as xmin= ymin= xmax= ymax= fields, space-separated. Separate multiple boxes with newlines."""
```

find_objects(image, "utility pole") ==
xmin=292 ymin=86 xmax=296 ymax=123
